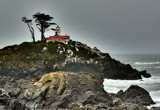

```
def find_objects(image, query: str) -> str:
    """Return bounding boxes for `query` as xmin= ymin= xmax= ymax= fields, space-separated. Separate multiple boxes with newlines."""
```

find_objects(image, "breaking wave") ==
xmin=134 ymin=62 xmax=160 ymax=65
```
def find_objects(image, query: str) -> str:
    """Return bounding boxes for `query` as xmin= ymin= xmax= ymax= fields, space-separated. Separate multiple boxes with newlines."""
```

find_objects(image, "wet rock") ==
xmin=141 ymin=70 xmax=151 ymax=78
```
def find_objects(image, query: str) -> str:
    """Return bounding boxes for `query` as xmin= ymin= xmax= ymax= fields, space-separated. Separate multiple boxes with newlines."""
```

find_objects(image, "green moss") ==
xmin=37 ymin=72 xmax=68 ymax=96
xmin=45 ymin=75 xmax=52 ymax=82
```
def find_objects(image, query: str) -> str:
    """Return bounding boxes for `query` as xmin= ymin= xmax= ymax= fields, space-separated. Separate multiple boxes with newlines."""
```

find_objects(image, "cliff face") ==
xmin=0 ymin=41 xmax=151 ymax=80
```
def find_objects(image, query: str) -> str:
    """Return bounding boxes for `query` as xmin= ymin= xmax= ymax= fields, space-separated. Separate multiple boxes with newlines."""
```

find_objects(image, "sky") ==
xmin=0 ymin=0 xmax=160 ymax=54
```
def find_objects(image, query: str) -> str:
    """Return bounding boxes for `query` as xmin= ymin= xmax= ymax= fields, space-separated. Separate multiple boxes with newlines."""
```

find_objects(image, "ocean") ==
xmin=103 ymin=54 xmax=160 ymax=108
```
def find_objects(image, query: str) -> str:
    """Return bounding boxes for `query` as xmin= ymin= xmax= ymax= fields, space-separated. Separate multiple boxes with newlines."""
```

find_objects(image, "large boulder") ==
xmin=116 ymin=85 xmax=155 ymax=105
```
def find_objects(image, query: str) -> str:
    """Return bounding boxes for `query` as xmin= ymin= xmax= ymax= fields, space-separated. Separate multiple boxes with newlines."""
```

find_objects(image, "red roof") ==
xmin=60 ymin=35 xmax=70 ymax=39
xmin=46 ymin=37 xmax=65 ymax=41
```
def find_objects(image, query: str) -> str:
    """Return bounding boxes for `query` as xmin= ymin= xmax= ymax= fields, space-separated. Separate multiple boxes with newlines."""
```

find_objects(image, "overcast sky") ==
xmin=0 ymin=0 xmax=160 ymax=54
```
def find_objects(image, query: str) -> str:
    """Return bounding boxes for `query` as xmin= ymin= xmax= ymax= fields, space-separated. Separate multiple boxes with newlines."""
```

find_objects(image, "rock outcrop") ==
xmin=8 ymin=72 xmax=114 ymax=109
xmin=0 ymin=41 xmax=151 ymax=80
xmin=116 ymin=85 xmax=155 ymax=105
xmin=0 ymin=72 xmax=157 ymax=110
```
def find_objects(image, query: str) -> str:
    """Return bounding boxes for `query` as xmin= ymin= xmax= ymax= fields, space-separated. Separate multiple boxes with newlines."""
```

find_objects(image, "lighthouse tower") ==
xmin=55 ymin=25 xmax=61 ymax=36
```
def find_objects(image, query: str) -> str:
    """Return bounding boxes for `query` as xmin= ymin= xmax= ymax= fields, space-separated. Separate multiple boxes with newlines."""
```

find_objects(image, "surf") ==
xmin=134 ymin=62 xmax=160 ymax=65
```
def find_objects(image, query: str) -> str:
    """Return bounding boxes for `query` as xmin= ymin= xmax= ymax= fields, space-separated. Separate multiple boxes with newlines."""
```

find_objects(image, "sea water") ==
xmin=103 ymin=54 xmax=160 ymax=108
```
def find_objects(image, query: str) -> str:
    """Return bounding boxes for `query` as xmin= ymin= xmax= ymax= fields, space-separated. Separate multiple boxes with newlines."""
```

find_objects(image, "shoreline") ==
xmin=103 ymin=76 xmax=160 ymax=108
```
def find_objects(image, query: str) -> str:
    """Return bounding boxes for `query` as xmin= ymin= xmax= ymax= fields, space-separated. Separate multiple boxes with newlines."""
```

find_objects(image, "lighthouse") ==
xmin=46 ymin=25 xmax=70 ymax=44
xmin=55 ymin=25 xmax=61 ymax=36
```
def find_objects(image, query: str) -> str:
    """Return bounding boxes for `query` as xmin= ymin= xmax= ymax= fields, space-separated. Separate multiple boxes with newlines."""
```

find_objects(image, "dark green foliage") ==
xmin=22 ymin=17 xmax=35 ymax=42
xmin=33 ymin=12 xmax=56 ymax=41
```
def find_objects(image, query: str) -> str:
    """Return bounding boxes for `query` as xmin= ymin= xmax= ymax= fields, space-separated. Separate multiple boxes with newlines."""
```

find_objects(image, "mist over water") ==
xmin=103 ymin=54 xmax=160 ymax=107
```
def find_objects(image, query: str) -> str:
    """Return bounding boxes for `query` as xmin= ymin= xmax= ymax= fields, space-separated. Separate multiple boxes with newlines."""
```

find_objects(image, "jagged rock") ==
xmin=141 ymin=70 xmax=151 ymax=78
xmin=8 ymin=88 xmax=21 ymax=97
xmin=0 ymin=72 xmax=157 ymax=109
xmin=116 ymin=85 xmax=155 ymax=105
xmin=116 ymin=103 xmax=148 ymax=110
xmin=92 ymin=47 xmax=101 ymax=55
xmin=7 ymin=99 xmax=27 ymax=110
xmin=2 ymin=72 xmax=112 ymax=109
xmin=0 ymin=88 xmax=10 ymax=105
xmin=113 ymin=97 xmax=122 ymax=106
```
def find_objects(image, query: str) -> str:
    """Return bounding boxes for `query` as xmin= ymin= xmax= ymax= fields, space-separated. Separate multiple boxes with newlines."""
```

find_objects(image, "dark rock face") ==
xmin=0 ymin=72 xmax=157 ymax=110
xmin=116 ymin=85 xmax=155 ymax=105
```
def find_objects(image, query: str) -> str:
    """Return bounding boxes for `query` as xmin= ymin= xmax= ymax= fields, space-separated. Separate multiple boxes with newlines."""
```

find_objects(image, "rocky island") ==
xmin=0 ymin=41 xmax=150 ymax=80
xmin=0 ymin=41 xmax=159 ymax=110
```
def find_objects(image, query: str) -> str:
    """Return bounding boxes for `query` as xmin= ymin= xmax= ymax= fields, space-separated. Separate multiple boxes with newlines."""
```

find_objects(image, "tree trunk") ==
xmin=31 ymin=27 xmax=35 ymax=42
xmin=41 ymin=26 xmax=46 ymax=41
xmin=41 ymin=31 xmax=46 ymax=41
xmin=27 ymin=24 xmax=35 ymax=42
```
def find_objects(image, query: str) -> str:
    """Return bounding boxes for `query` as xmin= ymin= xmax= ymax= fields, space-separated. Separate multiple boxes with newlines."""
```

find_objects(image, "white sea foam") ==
xmin=147 ymin=91 xmax=160 ymax=108
xmin=144 ymin=66 xmax=160 ymax=69
xmin=134 ymin=62 xmax=160 ymax=65
xmin=103 ymin=76 xmax=160 ymax=108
